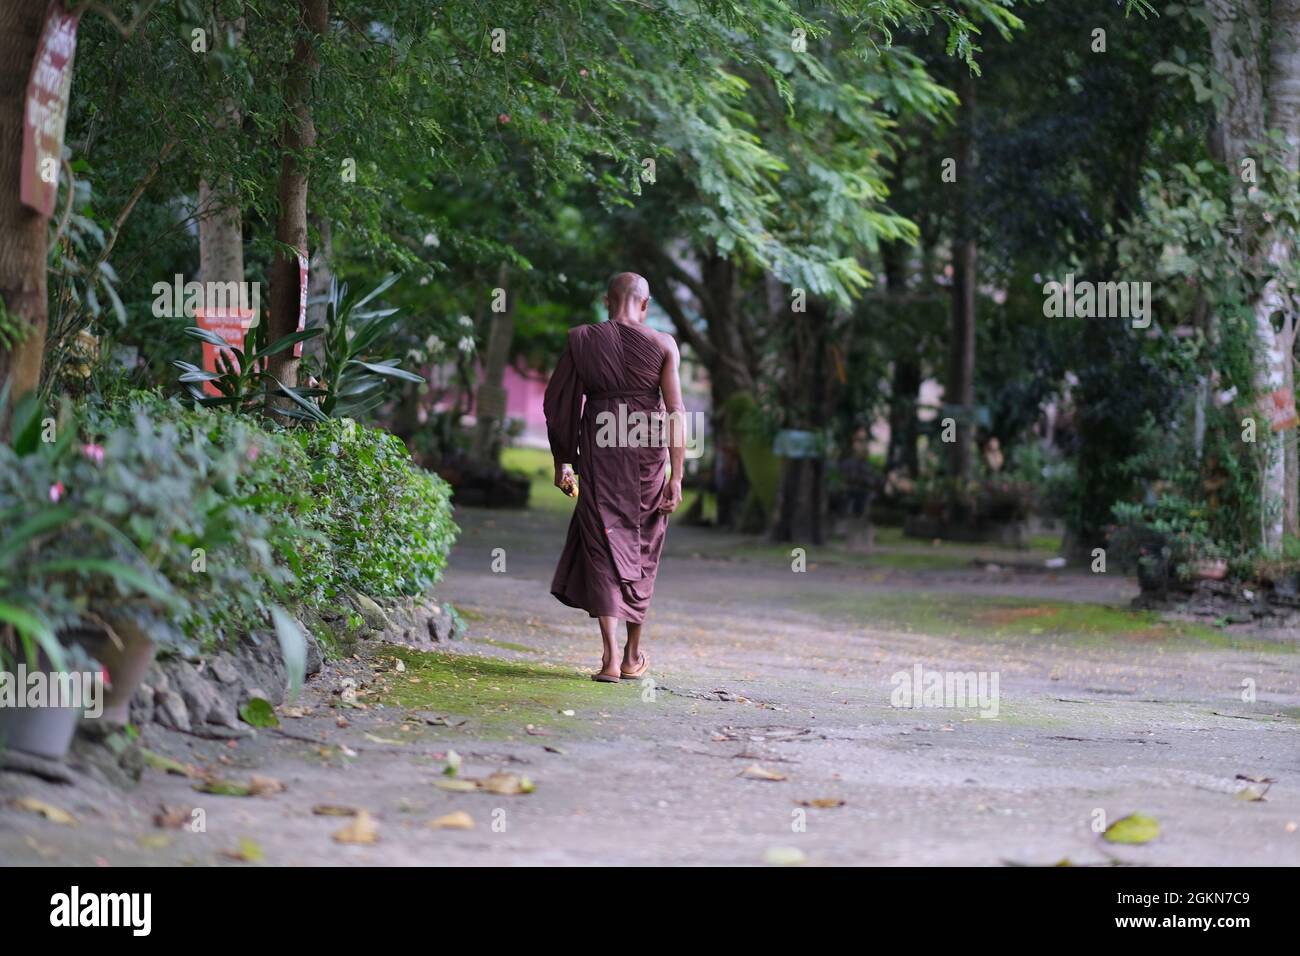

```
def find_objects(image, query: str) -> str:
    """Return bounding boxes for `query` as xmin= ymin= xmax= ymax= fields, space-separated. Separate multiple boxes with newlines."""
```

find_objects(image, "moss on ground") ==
xmin=366 ymin=646 xmax=641 ymax=736
xmin=796 ymin=591 xmax=1293 ymax=652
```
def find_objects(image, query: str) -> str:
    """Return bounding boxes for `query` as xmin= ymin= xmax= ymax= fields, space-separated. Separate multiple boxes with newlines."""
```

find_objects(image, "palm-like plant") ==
xmin=308 ymin=274 xmax=426 ymax=420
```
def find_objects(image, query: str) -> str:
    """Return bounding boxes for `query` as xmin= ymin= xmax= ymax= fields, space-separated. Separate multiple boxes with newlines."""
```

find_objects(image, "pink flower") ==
xmin=498 ymin=112 xmax=510 ymax=125
xmin=246 ymin=444 xmax=261 ymax=464
xmin=81 ymin=443 xmax=105 ymax=465
xmin=49 ymin=481 xmax=64 ymax=503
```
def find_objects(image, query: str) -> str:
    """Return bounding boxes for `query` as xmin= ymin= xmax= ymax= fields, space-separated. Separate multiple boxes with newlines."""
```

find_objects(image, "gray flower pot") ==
xmin=0 ymin=695 xmax=82 ymax=761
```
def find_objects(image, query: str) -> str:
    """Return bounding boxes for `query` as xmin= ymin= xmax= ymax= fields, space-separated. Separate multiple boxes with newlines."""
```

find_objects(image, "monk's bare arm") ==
xmin=659 ymin=335 xmax=686 ymax=514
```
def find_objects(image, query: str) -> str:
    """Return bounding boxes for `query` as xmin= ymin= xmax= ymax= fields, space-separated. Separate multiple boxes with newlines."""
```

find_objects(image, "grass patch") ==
xmin=470 ymin=637 xmax=539 ymax=654
xmin=366 ymin=646 xmax=637 ymax=736
xmin=501 ymin=445 xmax=574 ymax=516
xmin=794 ymin=590 xmax=1290 ymax=652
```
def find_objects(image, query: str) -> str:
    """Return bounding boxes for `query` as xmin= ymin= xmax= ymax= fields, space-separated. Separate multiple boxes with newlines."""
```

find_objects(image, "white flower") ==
xmin=457 ymin=335 xmax=475 ymax=353
xmin=422 ymin=232 xmax=439 ymax=247
xmin=425 ymin=334 xmax=444 ymax=353
xmin=458 ymin=315 xmax=473 ymax=328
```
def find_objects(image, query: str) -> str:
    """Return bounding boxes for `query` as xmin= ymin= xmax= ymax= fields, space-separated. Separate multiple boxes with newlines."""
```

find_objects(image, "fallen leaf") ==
xmin=312 ymin=804 xmax=359 ymax=817
xmin=220 ymin=837 xmax=264 ymax=862
xmin=443 ymin=750 xmax=462 ymax=777
xmin=363 ymin=732 xmax=404 ymax=745
xmin=333 ymin=810 xmax=378 ymax=844
xmin=543 ymin=745 xmax=566 ymax=755
xmin=427 ymin=811 xmax=475 ymax=830
xmin=395 ymin=659 xmax=406 ymax=673
xmin=194 ymin=777 xmax=253 ymax=797
xmin=138 ymin=833 xmax=173 ymax=850
xmin=763 ymin=846 xmax=806 ymax=866
xmin=239 ymin=697 xmax=279 ymax=728
xmin=433 ymin=779 xmax=478 ymax=793
xmin=279 ymin=706 xmax=309 ymax=719
xmin=248 ymin=775 xmax=285 ymax=797
xmin=481 ymin=772 xmax=534 ymax=795
xmin=140 ymin=749 xmax=200 ymax=778
xmin=12 ymin=797 xmax=76 ymax=826
xmin=1236 ymin=783 xmax=1271 ymax=802
xmin=798 ymin=798 xmax=844 ymax=809
xmin=559 ymin=709 xmax=575 ymax=717
xmin=1103 ymin=813 xmax=1160 ymax=845
xmin=741 ymin=764 xmax=787 ymax=782
xmin=153 ymin=805 xmax=193 ymax=829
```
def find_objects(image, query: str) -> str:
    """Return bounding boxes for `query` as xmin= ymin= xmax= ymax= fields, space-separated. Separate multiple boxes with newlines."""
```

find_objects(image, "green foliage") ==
xmin=303 ymin=275 xmax=426 ymax=420
xmin=290 ymin=419 xmax=458 ymax=601
xmin=0 ymin=388 xmax=180 ymax=671
xmin=174 ymin=325 xmax=324 ymax=418
xmin=80 ymin=394 xmax=298 ymax=649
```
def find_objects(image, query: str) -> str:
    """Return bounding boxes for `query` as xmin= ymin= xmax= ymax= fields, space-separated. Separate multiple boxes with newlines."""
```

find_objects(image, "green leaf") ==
xmin=239 ymin=697 xmax=280 ymax=728
xmin=1103 ymin=813 xmax=1160 ymax=845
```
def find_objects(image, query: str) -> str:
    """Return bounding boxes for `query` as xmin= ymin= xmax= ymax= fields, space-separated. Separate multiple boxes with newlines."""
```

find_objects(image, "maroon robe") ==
xmin=544 ymin=320 xmax=670 ymax=623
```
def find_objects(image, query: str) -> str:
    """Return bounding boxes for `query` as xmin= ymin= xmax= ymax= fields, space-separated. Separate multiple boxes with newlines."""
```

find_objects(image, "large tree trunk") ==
xmin=266 ymin=0 xmax=327 ymax=396
xmin=198 ymin=18 xmax=246 ymax=319
xmin=645 ymin=244 xmax=759 ymax=529
xmin=1269 ymin=0 xmax=1300 ymax=541
xmin=1206 ymin=0 xmax=1294 ymax=553
xmin=882 ymin=240 xmax=921 ymax=477
xmin=945 ymin=70 xmax=977 ymax=481
xmin=0 ymin=1 xmax=54 ymax=414
xmin=770 ymin=296 xmax=831 ymax=544
xmin=470 ymin=264 xmax=513 ymax=467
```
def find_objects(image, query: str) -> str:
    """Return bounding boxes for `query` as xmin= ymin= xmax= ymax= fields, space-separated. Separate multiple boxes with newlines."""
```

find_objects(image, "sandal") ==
xmin=620 ymin=652 xmax=649 ymax=680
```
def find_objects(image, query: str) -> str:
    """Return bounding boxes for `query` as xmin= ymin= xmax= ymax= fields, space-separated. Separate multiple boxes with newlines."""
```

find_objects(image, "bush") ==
xmin=77 ymin=392 xmax=458 ymax=646
xmin=291 ymin=418 xmax=457 ymax=601
xmin=80 ymin=393 xmax=298 ymax=649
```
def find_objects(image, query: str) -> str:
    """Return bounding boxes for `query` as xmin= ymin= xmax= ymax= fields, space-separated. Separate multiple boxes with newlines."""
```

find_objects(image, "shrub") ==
xmin=80 ymin=393 xmax=297 ymax=649
xmin=291 ymin=418 xmax=457 ymax=601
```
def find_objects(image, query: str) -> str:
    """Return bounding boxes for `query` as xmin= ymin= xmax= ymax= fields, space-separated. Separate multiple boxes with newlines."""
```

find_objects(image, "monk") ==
xmin=543 ymin=272 xmax=686 ymax=682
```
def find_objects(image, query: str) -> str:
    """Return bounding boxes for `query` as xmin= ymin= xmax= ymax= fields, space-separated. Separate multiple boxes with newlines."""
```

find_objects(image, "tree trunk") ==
xmin=1207 ymin=0 xmax=1292 ymax=553
xmin=266 ymin=0 xmax=327 ymax=396
xmin=882 ymin=240 xmax=921 ymax=477
xmin=0 ymin=0 xmax=54 ymax=414
xmin=470 ymin=263 xmax=513 ymax=467
xmin=770 ymin=297 xmax=831 ymax=545
xmin=1269 ymin=0 xmax=1300 ymax=541
xmin=303 ymin=212 xmax=332 ymax=368
xmin=945 ymin=70 xmax=977 ymax=481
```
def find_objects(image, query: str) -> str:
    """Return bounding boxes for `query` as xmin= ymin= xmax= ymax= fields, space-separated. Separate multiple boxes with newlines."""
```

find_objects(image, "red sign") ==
xmin=196 ymin=307 xmax=256 ymax=397
xmin=20 ymin=2 xmax=80 ymax=217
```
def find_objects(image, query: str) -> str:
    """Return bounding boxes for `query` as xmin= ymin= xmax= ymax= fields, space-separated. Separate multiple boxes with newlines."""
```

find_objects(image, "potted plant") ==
xmin=0 ymin=388 xmax=176 ymax=757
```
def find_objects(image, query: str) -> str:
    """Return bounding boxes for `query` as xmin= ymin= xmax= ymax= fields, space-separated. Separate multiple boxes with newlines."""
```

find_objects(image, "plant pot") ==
xmin=66 ymin=611 xmax=158 ymax=726
xmin=0 ymin=651 xmax=85 ymax=761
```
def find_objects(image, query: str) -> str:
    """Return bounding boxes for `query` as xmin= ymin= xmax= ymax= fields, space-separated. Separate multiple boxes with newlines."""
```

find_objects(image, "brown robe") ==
xmin=544 ymin=320 xmax=670 ymax=623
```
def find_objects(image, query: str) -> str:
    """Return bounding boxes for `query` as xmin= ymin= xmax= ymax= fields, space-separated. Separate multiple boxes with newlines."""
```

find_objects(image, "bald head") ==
xmin=605 ymin=272 xmax=650 ymax=322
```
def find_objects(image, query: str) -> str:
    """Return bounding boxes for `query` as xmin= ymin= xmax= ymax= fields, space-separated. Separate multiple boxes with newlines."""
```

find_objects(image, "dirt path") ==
xmin=3 ymin=506 xmax=1298 ymax=866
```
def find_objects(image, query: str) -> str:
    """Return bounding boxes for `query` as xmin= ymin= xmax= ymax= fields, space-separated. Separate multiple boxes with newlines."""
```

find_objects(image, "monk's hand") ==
xmin=555 ymin=464 xmax=576 ymax=497
xmin=659 ymin=479 xmax=683 ymax=514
